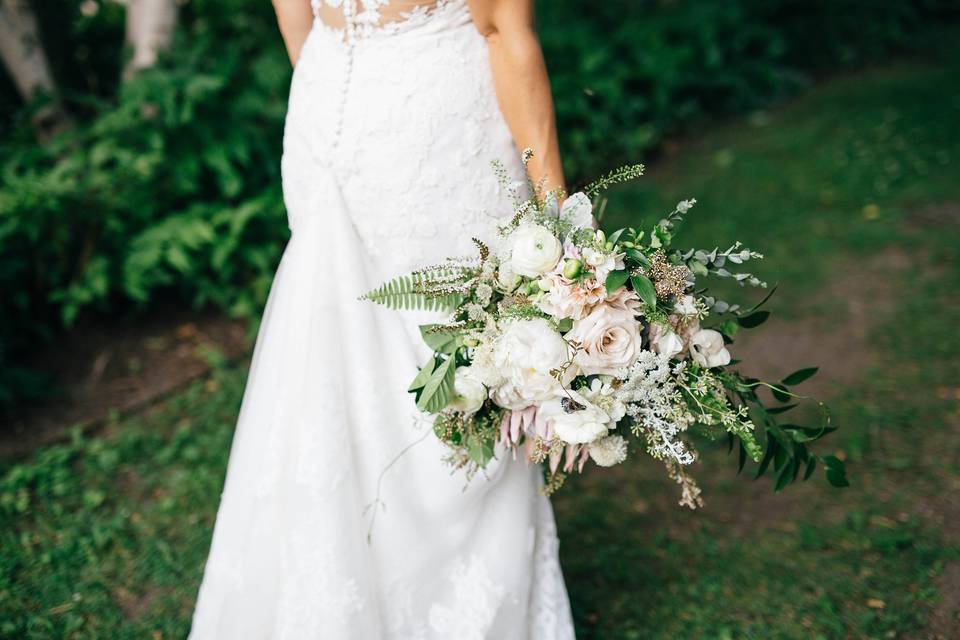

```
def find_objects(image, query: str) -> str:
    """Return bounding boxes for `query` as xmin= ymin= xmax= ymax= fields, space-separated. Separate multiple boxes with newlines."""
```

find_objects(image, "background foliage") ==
xmin=0 ymin=0 xmax=956 ymax=405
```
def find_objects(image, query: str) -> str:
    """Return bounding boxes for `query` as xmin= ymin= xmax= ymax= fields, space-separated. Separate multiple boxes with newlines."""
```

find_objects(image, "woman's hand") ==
xmin=273 ymin=0 xmax=314 ymax=66
xmin=468 ymin=0 xmax=566 ymax=197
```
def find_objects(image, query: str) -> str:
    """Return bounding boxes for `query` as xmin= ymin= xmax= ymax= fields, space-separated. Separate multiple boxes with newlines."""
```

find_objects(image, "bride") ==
xmin=189 ymin=0 xmax=575 ymax=637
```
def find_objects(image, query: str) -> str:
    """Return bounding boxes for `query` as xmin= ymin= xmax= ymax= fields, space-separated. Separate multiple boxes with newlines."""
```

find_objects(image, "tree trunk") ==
xmin=0 ymin=0 xmax=54 ymax=99
xmin=123 ymin=0 xmax=178 ymax=79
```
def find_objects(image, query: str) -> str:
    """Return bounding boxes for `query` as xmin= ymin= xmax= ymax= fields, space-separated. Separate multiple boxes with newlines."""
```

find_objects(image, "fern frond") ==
xmin=361 ymin=262 xmax=477 ymax=311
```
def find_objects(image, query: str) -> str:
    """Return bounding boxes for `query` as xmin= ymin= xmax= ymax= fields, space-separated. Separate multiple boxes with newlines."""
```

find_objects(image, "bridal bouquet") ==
xmin=363 ymin=152 xmax=845 ymax=506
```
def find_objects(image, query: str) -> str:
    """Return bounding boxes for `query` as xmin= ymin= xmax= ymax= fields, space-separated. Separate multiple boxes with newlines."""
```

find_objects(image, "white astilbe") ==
xmin=616 ymin=351 xmax=696 ymax=465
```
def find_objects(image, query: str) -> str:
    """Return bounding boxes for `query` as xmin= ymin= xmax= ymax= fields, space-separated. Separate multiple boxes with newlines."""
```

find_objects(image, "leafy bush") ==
xmin=0 ymin=2 xmax=291 ymax=400
xmin=0 ymin=0 xmax=955 ymax=406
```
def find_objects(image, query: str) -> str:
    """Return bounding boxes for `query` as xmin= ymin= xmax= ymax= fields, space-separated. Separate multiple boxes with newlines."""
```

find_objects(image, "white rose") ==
xmin=566 ymin=291 xmax=644 ymax=376
xmin=447 ymin=366 xmax=487 ymax=415
xmin=649 ymin=323 xmax=685 ymax=359
xmin=509 ymin=224 xmax=562 ymax=278
xmin=674 ymin=294 xmax=698 ymax=317
xmin=689 ymin=329 xmax=731 ymax=368
xmin=589 ymin=434 xmax=628 ymax=467
xmin=490 ymin=318 xmax=569 ymax=410
xmin=538 ymin=390 xmax=612 ymax=444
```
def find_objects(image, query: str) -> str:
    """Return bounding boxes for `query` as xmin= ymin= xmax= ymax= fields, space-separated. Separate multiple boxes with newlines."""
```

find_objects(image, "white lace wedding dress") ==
xmin=188 ymin=1 xmax=576 ymax=638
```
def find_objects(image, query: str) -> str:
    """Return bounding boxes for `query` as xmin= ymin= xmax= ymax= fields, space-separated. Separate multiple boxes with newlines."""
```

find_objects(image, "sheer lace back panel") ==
xmin=312 ymin=0 xmax=455 ymax=40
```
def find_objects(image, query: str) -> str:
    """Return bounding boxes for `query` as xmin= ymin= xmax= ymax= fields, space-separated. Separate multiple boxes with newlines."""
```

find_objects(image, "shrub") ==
xmin=0 ymin=0 xmax=955 ymax=406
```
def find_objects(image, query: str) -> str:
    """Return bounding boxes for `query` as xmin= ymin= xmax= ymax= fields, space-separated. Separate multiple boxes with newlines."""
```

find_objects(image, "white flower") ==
xmin=581 ymin=247 xmax=624 ymax=284
xmin=475 ymin=283 xmax=493 ymax=306
xmin=469 ymin=338 xmax=506 ymax=388
xmin=509 ymin=224 xmax=562 ymax=278
xmin=447 ymin=366 xmax=487 ymax=415
xmin=579 ymin=377 xmax=626 ymax=422
xmin=674 ymin=294 xmax=698 ymax=317
xmin=544 ymin=191 xmax=594 ymax=229
xmin=649 ymin=323 xmax=685 ymax=358
xmin=589 ymin=435 xmax=628 ymax=467
xmin=538 ymin=390 xmax=612 ymax=444
xmin=676 ymin=198 xmax=697 ymax=214
xmin=496 ymin=260 xmax=521 ymax=292
xmin=566 ymin=289 xmax=644 ymax=376
xmin=490 ymin=318 xmax=570 ymax=410
xmin=689 ymin=329 xmax=731 ymax=368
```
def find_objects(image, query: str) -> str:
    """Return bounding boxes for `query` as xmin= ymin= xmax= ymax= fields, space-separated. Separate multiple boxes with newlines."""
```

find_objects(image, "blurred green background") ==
xmin=1 ymin=0 xmax=959 ymax=637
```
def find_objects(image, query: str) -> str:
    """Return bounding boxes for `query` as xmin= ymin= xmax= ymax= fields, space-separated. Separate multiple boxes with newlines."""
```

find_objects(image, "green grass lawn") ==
xmin=2 ymin=44 xmax=959 ymax=639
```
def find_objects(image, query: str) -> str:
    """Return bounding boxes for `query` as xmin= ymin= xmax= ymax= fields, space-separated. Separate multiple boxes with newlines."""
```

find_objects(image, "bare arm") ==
xmin=273 ymin=0 xmax=313 ymax=66
xmin=468 ymin=0 xmax=565 ymax=195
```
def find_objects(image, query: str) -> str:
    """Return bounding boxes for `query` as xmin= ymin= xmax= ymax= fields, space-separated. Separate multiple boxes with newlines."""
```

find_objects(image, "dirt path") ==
xmin=0 ymin=306 xmax=250 ymax=459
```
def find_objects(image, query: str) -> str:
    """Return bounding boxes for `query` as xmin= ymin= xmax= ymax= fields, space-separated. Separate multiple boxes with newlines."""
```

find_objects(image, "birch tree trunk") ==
xmin=0 ymin=0 xmax=67 ymax=138
xmin=123 ymin=0 xmax=178 ymax=79
xmin=0 ymin=0 xmax=56 ymax=97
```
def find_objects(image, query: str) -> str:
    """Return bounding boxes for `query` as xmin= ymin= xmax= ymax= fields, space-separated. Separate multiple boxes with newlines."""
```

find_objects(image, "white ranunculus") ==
xmin=589 ymin=434 xmax=628 ymax=467
xmin=447 ymin=366 xmax=487 ymax=415
xmin=689 ymin=329 xmax=731 ymax=368
xmin=509 ymin=224 xmax=562 ymax=278
xmin=538 ymin=391 xmax=612 ymax=444
xmin=490 ymin=318 xmax=570 ymax=410
xmin=674 ymin=294 xmax=698 ymax=317
xmin=566 ymin=291 xmax=644 ymax=376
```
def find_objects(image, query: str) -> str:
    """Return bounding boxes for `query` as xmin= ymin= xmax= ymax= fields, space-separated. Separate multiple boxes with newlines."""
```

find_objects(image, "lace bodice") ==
xmin=311 ymin=0 xmax=462 ymax=40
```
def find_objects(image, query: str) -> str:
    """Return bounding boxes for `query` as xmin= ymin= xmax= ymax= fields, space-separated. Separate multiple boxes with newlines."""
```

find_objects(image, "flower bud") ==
xmin=562 ymin=258 xmax=583 ymax=279
xmin=537 ymin=277 xmax=553 ymax=291
xmin=604 ymin=241 xmax=614 ymax=251
xmin=595 ymin=229 xmax=606 ymax=244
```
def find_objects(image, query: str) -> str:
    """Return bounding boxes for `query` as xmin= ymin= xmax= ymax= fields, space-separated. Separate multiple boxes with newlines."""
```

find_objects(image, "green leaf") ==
xmin=803 ymin=457 xmax=817 ymax=480
xmin=605 ymin=269 xmax=630 ymax=294
xmin=826 ymin=468 xmax=850 ymax=488
xmin=419 ymin=325 xmax=463 ymax=354
xmin=688 ymin=259 xmax=709 ymax=277
xmin=416 ymin=356 xmax=457 ymax=413
xmin=774 ymin=460 xmax=795 ymax=492
xmin=755 ymin=441 xmax=776 ymax=478
xmin=782 ymin=367 xmax=819 ymax=386
xmin=821 ymin=455 xmax=845 ymax=470
xmin=408 ymin=357 xmax=436 ymax=392
xmin=466 ymin=435 xmax=495 ymax=467
xmin=630 ymin=274 xmax=657 ymax=308
xmin=766 ymin=404 xmax=797 ymax=415
xmin=624 ymin=247 xmax=650 ymax=268
xmin=771 ymin=384 xmax=792 ymax=403
xmin=737 ymin=441 xmax=747 ymax=474
xmin=737 ymin=310 xmax=770 ymax=328
xmin=718 ymin=319 xmax=740 ymax=338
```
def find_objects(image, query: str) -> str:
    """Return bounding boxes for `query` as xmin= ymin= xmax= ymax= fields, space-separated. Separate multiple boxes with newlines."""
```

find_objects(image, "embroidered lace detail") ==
xmin=312 ymin=0 xmax=467 ymax=41
xmin=428 ymin=555 xmax=506 ymax=637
